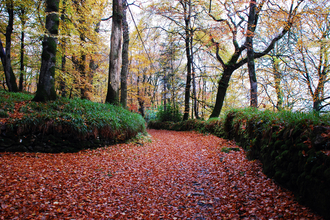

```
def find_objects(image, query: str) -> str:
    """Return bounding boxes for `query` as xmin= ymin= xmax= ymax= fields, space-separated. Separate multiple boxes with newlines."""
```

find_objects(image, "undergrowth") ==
xmin=0 ymin=90 xmax=146 ymax=143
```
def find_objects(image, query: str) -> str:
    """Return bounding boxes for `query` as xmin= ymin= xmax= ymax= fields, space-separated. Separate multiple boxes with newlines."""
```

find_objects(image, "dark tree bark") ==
xmin=19 ymin=8 xmax=26 ymax=92
xmin=209 ymin=66 xmax=236 ymax=118
xmin=0 ymin=39 xmax=7 ymax=87
xmin=247 ymin=0 xmax=258 ymax=108
xmin=137 ymin=75 xmax=145 ymax=117
xmin=4 ymin=0 xmax=18 ymax=92
xmin=182 ymin=0 xmax=192 ymax=121
xmin=120 ymin=2 xmax=129 ymax=108
xmin=59 ymin=0 xmax=67 ymax=98
xmin=33 ymin=0 xmax=59 ymax=102
xmin=105 ymin=0 xmax=123 ymax=104
xmin=79 ymin=52 xmax=88 ymax=99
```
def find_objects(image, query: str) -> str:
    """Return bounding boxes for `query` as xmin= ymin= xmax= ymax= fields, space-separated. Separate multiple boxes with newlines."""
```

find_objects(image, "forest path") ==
xmin=0 ymin=129 xmax=322 ymax=219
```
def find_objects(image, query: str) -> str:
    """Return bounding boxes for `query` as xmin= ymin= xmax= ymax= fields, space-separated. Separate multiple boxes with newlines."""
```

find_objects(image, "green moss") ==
xmin=47 ymin=38 xmax=57 ymax=54
xmin=281 ymin=150 xmax=289 ymax=157
xmin=49 ymin=66 xmax=56 ymax=74
xmin=271 ymin=150 xmax=278 ymax=158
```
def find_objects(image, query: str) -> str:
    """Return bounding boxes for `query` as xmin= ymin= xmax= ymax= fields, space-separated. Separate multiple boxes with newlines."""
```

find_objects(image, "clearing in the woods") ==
xmin=0 ymin=129 xmax=323 ymax=219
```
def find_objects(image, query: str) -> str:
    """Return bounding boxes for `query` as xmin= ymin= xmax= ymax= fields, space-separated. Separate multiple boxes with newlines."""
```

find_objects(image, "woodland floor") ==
xmin=0 ymin=129 xmax=324 ymax=219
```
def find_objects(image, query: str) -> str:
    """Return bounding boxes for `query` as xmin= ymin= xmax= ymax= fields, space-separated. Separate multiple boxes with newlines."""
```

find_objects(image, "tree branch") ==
xmin=211 ymin=38 xmax=225 ymax=67
xmin=101 ymin=15 xmax=112 ymax=21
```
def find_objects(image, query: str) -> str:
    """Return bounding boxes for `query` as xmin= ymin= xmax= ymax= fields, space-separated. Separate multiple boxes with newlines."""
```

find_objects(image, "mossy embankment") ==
xmin=148 ymin=108 xmax=330 ymax=219
xmin=0 ymin=90 xmax=146 ymax=153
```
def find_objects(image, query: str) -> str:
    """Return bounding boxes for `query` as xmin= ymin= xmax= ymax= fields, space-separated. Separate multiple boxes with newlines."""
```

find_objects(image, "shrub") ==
xmin=145 ymin=108 xmax=158 ymax=122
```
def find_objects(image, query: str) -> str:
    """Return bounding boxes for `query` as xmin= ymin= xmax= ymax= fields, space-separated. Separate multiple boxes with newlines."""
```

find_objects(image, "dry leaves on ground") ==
xmin=0 ymin=129 xmax=323 ymax=219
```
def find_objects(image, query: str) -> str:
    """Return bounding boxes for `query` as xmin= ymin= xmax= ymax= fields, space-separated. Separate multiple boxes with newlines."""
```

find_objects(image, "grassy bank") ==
xmin=0 ymin=90 xmax=146 ymax=152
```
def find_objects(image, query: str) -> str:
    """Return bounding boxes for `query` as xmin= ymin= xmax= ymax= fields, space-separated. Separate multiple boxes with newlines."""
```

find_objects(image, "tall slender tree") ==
xmin=18 ymin=7 xmax=26 ymax=92
xmin=120 ymin=1 xmax=129 ymax=108
xmin=181 ymin=0 xmax=193 ymax=120
xmin=246 ymin=0 xmax=260 ymax=108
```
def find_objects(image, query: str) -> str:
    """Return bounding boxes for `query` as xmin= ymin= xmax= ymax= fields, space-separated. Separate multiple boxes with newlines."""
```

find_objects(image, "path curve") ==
xmin=0 ymin=129 xmax=323 ymax=219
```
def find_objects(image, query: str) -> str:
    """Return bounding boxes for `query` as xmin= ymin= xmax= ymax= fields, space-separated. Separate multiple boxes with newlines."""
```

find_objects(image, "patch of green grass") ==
xmin=0 ymin=90 xmax=33 ymax=113
xmin=1 ymin=90 xmax=146 ymax=142
xmin=226 ymin=107 xmax=330 ymax=129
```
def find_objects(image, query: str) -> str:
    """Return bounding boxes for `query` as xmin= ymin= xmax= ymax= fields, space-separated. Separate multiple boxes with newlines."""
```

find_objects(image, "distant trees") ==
xmin=287 ymin=0 xmax=330 ymax=112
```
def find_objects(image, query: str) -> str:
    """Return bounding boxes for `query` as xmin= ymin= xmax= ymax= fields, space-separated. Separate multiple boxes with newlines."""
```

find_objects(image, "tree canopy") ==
xmin=0 ymin=0 xmax=329 ymax=118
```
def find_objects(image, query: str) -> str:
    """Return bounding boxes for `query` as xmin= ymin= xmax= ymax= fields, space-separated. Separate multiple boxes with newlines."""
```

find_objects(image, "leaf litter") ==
xmin=0 ymin=129 xmax=323 ymax=219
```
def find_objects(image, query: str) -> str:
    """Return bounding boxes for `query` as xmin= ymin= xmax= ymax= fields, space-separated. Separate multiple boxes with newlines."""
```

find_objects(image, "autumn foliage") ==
xmin=0 ymin=130 xmax=322 ymax=219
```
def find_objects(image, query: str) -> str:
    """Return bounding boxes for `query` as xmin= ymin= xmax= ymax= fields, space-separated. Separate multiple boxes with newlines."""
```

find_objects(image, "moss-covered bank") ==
xmin=0 ymin=90 xmax=146 ymax=153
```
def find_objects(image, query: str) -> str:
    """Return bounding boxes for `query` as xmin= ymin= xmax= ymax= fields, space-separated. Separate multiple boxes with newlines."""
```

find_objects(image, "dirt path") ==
xmin=0 ymin=129 xmax=322 ymax=219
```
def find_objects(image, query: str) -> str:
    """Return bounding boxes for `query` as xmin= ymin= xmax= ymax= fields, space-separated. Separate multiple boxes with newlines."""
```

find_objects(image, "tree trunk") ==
xmin=19 ymin=9 xmax=26 ymax=92
xmin=79 ymin=52 xmax=88 ymax=99
xmin=137 ymin=75 xmax=145 ymax=117
xmin=313 ymin=36 xmax=328 ymax=112
xmin=33 ymin=0 xmax=59 ymax=102
xmin=272 ymin=58 xmax=283 ymax=110
xmin=209 ymin=67 xmax=235 ymax=118
xmin=183 ymin=0 xmax=192 ymax=121
xmin=191 ymin=36 xmax=199 ymax=119
xmin=60 ymin=48 xmax=67 ymax=97
xmin=163 ymin=71 xmax=167 ymax=111
xmin=247 ymin=0 xmax=258 ymax=108
xmin=0 ymin=39 xmax=7 ymax=89
xmin=120 ymin=2 xmax=129 ymax=108
xmin=105 ymin=0 xmax=123 ymax=104
xmin=59 ymin=0 xmax=67 ymax=98
xmin=4 ymin=1 xmax=18 ymax=92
